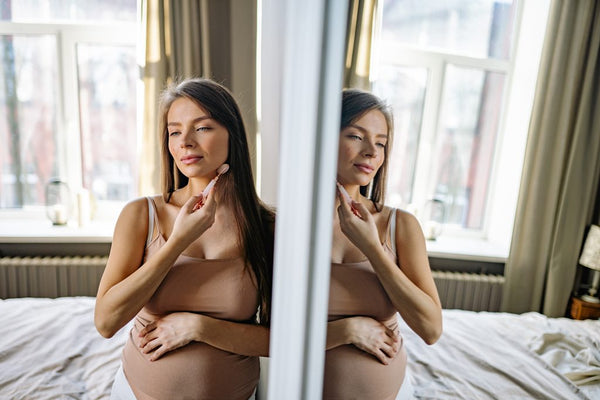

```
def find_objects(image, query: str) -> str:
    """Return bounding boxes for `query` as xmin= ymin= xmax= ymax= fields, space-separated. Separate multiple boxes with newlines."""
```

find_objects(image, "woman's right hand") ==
xmin=346 ymin=316 xmax=400 ymax=365
xmin=170 ymin=190 xmax=218 ymax=244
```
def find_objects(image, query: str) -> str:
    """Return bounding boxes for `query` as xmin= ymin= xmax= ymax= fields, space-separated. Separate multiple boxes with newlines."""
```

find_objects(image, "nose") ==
xmin=361 ymin=139 xmax=378 ymax=158
xmin=179 ymin=129 xmax=195 ymax=148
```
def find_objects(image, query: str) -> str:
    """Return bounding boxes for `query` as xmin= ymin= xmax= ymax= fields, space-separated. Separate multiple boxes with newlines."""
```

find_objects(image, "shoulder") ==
xmin=386 ymin=206 xmax=423 ymax=238
xmin=119 ymin=196 xmax=151 ymax=219
xmin=114 ymin=196 xmax=159 ymax=236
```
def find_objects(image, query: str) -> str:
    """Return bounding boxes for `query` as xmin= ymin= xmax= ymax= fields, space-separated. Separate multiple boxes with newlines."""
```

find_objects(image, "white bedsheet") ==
xmin=401 ymin=310 xmax=600 ymax=400
xmin=0 ymin=297 xmax=129 ymax=400
xmin=1 ymin=297 xmax=599 ymax=399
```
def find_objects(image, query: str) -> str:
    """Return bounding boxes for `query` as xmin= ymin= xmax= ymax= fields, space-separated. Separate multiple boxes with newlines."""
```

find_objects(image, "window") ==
xmin=0 ymin=0 xmax=139 ymax=225
xmin=372 ymin=0 xmax=549 ymax=256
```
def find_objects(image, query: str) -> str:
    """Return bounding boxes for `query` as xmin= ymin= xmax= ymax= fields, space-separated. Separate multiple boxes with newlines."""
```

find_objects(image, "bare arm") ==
xmin=137 ymin=312 xmax=270 ymax=360
xmin=94 ymin=194 xmax=217 ymax=338
xmin=337 ymin=195 xmax=442 ymax=345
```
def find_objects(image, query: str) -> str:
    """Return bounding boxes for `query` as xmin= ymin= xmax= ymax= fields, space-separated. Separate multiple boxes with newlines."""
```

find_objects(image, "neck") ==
xmin=340 ymin=183 xmax=361 ymax=201
xmin=186 ymin=176 xmax=214 ymax=196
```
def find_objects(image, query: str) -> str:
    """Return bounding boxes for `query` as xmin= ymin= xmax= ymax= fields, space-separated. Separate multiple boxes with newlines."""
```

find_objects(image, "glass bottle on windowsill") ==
xmin=45 ymin=178 xmax=71 ymax=226
xmin=422 ymin=198 xmax=445 ymax=241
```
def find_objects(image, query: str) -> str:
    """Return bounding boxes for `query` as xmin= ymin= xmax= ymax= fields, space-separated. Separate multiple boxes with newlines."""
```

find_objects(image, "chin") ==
xmin=340 ymin=178 xmax=371 ymax=187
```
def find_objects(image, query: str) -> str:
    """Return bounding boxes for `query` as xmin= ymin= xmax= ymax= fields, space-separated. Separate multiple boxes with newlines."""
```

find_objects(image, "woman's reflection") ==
xmin=323 ymin=89 xmax=443 ymax=400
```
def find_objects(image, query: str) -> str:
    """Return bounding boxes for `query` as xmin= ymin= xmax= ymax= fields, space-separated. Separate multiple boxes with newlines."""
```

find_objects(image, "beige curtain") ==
xmin=138 ymin=0 xmax=257 ymax=195
xmin=139 ymin=0 xmax=209 ymax=195
xmin=502 ymin=0 xmax=600 ymax=317
xmin=344 ymin=0 xmax=377 ymax=90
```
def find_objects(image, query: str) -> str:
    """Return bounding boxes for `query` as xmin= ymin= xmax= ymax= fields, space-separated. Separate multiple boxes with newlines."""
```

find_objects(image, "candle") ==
xmin=52 ymin=204 xmax=68 ymax=225
xmin=424 ymin=220 xmax=442 ymax=240
xmin=77 ymin=189 xmax=91 ymax=227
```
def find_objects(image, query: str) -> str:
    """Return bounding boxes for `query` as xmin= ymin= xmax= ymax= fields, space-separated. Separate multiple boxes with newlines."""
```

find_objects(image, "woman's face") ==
xmin=167 ymin=97 xmax=229 ymax=180
xmin=337 ymin=109 xmax=388 ymax=186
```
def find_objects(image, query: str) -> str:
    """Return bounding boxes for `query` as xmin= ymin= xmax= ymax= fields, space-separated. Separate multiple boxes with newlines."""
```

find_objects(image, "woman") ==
xmin=324 ymin=89 xmax=442 ymax=399
xmin=94 ymin=78 xmax=273 ymax=400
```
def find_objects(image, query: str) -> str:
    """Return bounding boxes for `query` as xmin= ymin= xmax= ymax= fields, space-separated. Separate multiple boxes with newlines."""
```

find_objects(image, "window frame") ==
xmin=0 ymin=20 xmax=138 ymax=227
xmin=371 ymin=0 xmax=551 ymax=258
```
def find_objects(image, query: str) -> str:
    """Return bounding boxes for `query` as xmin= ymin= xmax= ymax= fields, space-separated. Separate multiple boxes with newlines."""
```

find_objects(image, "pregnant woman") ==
xmin=95 ymin=78 xmax=274 ymax=400
xmin=324 ymin=89 xmax=443 ymax=400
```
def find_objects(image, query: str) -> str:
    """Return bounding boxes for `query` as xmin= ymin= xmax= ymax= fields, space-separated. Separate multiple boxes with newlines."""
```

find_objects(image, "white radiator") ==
xmin=0 ymin=256 xmax=107 ymax=298
xmin=0 ymin=257 xmax=504 ymax=311
xmin=432 ymin=270 xmax=504 ymax=312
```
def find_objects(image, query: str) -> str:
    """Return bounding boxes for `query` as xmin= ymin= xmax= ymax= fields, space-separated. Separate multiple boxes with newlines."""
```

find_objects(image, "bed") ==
xmin=1 ymin=297 xmax=599 ymax=399
xmin=400 ymin=310 xmax=600 ymax=399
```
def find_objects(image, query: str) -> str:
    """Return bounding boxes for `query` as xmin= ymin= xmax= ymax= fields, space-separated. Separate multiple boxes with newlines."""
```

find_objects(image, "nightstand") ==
xmin=570 ymin=296 xmax=600 ymax=320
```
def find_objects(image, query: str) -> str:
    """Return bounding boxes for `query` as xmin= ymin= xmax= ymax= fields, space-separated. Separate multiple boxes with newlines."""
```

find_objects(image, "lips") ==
xmin=181 ymin=155 xmax=203 ymax=165
xmin=354 ymin=163 xmax=374 ymax=174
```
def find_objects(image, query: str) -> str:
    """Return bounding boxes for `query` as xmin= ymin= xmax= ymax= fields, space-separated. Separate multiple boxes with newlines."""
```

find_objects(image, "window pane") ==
xmin=0 ymin=34 xmax=58 ymax=208
xmin=374 ymin=66 xmax=427 ymax=207
xmin=77 ymin=44 xmax=138 ymax=202
xmin=1 ymin=0 xmax=137 ymax=23
xmin=433 ymin=65 xmax=506 ymax=229
xmin=381 ymin=0 xmax=518 ymax=60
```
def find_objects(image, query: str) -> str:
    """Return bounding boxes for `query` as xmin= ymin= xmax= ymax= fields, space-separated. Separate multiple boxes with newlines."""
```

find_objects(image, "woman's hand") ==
xmin=138 ymin=312 xmax=204 ymax=361
xmin=336 ymin=190 xmax=380 ymax=252
xmin=170 ymin=190 xmax=218 ymax=245
xmin=346 ymin=316 xmax=400 ymax=365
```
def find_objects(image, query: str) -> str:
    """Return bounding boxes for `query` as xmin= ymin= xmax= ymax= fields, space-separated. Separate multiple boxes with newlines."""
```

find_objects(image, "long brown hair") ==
xmin=340 ymin=89 xmax=393 ymax=211
xmin=158 ymin=78 xmax=274 ymax=325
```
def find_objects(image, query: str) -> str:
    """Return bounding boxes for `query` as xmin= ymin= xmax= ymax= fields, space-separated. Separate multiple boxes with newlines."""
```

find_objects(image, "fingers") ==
xmin=336 ymin=189 xmax=363 ymax=219
xmin=138 ymin=321 xmax=156 ymax=337
xmin=336 ymin=186 xmax=351 ymax=207
xmin=370 ymin=342 xmax=398 ymax=365
xmin=182 ymin=194 xmax=202 ymax=212
xmin=138 ymin=329 xmax=168 ymax=361
xmin=380 ymin=345 xmax=398 ymax=363
xmin=140 ymin=334 xmax=160 ymax=353
xmin=200 ymin=187 xmax=217 ymax=213
xmin=349 ymin=317 xmax=401 ymax=365
xmin=149 ymin=347 xmax=166 ymax=361
xmin=373 ymin=349 xmax=390 ymax=365
xmin=371 ymin=339 xmax=400 ymax=365
xmin=385 ymin=327 xmax=400 ymax=342
xmin=192 ymin=186 xmax=218 ymax=211
xmin=350 ymin=200 xmax=368 ymax=219
xmin=336 ymin=190 xmax=353 ymax=216
xmin=192 ymin=194 xmax=204 ymax=211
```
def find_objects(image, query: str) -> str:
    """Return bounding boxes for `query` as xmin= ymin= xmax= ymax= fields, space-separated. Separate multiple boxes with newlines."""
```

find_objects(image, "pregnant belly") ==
xmin=323 ymin=342 xmax=407 ymax=400
xmin=122 ymin=330 xmax=259 ymax=400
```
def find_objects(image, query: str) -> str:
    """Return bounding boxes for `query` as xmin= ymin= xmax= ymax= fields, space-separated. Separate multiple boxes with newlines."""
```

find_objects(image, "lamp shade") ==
xmin=579 ymin=224 xmax=600 ymax=271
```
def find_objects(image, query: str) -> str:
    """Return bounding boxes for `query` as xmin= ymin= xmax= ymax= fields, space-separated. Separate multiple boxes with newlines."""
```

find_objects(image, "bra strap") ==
xmin=145 ymin=197 xmax=155 ymax=247
xmin=389 ymin=208 xmax=397 ymax=256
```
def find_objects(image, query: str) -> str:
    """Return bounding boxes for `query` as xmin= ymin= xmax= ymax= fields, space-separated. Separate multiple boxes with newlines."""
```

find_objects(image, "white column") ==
xmin=261 ymin=0 xmax=349 ymax=398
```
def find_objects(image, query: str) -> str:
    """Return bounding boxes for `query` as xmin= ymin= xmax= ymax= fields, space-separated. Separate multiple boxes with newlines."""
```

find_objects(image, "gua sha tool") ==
xmin=193 ymin=164 xmax=229 ymax=210
xmin=336 ymin=182 xmax=360 ymax=216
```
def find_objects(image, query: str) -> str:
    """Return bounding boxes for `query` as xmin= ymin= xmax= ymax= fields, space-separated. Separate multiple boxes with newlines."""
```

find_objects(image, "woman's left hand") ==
xmin=138 ymin=312 xmax=203 ymax=361
xmin=337 ymin=190 xmax=380 ymax=252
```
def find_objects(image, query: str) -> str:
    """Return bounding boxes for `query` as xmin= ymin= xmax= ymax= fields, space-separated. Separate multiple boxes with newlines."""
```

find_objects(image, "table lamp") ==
xmin=579 ymin=224 xmax=600 ymax=303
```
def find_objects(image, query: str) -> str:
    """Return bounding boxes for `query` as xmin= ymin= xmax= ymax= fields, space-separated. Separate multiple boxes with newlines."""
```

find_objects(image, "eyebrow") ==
xmin=167 ymin=116 xmax=212 ymax=127
xmin=347 ymin=123 xmax=388 ymax=139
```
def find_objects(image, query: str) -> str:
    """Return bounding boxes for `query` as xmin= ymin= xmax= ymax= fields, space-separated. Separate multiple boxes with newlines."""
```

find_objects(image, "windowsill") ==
xmin=0 ymin=219 xmax=114 ymax=243
xmin=1 ymin=219 xmax=509 ymax=263
xmin=426 ymin=235 xmax=508 ymax=263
